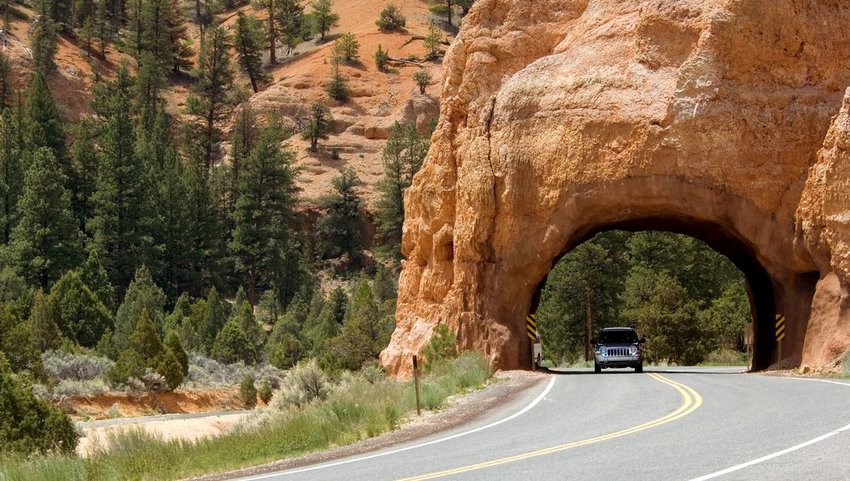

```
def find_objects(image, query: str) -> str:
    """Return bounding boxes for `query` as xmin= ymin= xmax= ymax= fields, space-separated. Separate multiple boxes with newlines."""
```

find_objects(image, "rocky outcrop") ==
xmin=380 ymin=0 xmax=850 ymax=376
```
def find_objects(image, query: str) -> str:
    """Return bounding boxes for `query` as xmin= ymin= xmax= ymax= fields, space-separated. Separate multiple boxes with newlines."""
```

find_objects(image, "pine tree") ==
xmin=0 ymin=52 xmax=11 ymax=108
xmin=234 ymin=12 xmax=268 ymax=93
xmin=311 ymin=0 xmax=338 ymax=41
xmin=163 ymin=329 xmax=188 ymax=375
xmin=234 ymin=300 xmax=265 ymax=346
xmin=158 ymin=150 xmax=193 ymax=298
xmin=374 ymin=44 xmax=389 ymax=71
xmin=254 ymin=0 xmax=280 ymax=64
xmin=94 ymin=0 xmax=112 ymax=58
xmin=10 ymin=148 xmax=83 ymax=289
xmin=429 ymin=0 xmax=455 ymax=27
xmin=324 ymin=59 xmax=349 ymax=101
xmin=49 ymin=270 xmax=113 ymax=347
xmin=333 ymin=33 xmax=359 ymax=63
xmin=413 ymin=70 xmax=432 ymax=94
xmin=88 ymin=66 xmax=157 ymax=291
xmin=68 ymin=120 xmax=98 ymax=231
xmin=315 ymin=168 xmax=363 ymax=261
xmin=30 ymin=3 xmax=59 ymax=74
xmin=25 ymin=291 xmax=63 ymax=352
xmin=127 ymin=308 xmax=163 ymax=360
xmin=75 ymin=0 xmax=96 ymax=27
xmin=139 ymin=0 xmax=192 ymax=72
xmin=23 ymin=73 xmax=65 ymax=163
xmin=423 ymin=22 xmax=443 ymax=60
xmin=374 ymin=122 xmax=428 ymax=257
xmin=230 ymin=117 xmax=298 ymax=306
xmin=165 ymin=0 xmax=193 ymax=73
xmin=187 ymin=22 xmax=234 ymax=169
xmin=134 ymin=53 xmax=167 ymax=133
xmin=199 ymin=286 xmax=227 ymax=350
xmin=227 ymin=105 xmax=258 ymax=217
xmin=277 ymin=0 xmax=304 ymax=56
xmin=184 ymin=155 xmax=228 ymax=295
xmin=79 ymin=249 xmax=115 ymax=310
xmin=164 ymin=293 xmax=191 ymax=333
xmin=0 ymin=108 xmax=23 ymax=244
xmin=114 ymin=266 xmax=167 ymax=350
xmin=212 ymin=318 xmax=256 ymax=365
xmin=301 ymin=102 xmax=333 ymax=151
xmin=326 ymin=280 xmax=390 ymax=370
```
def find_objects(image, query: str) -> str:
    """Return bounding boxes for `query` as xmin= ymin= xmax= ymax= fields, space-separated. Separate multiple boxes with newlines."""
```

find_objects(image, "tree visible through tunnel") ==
xmin=536 ymin=231 xmax=751 ymax=367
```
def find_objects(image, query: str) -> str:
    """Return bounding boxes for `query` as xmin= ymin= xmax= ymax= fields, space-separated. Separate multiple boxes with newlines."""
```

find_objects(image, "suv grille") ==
xmin=607 ymin=347 xmax=630 ymax=357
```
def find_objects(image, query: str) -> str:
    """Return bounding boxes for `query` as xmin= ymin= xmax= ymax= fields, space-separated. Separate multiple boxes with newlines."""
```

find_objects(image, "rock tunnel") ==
xmin=379 ymin=0 xmax=850 ymax=376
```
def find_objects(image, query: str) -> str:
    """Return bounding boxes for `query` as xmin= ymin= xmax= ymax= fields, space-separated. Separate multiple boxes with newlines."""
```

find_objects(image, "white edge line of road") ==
xmin=237 ymin=376 xmax=558 ymax=481
xmin=688 ymin=377 xmax=850 ymax=481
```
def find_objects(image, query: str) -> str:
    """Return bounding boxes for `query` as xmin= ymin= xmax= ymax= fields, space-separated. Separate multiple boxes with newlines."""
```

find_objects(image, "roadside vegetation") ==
xmin=1 ymin=350 xmax=490 ymax=481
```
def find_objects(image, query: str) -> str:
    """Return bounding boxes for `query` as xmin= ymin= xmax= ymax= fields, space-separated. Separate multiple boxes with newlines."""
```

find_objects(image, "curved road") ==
xmin=235 ymin=367 xmax=850 ymax=481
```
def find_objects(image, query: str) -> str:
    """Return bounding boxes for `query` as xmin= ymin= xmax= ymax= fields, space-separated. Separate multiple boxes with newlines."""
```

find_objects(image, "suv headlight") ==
xmin=598 ymin=346 xmax=607 ymax=356
xmin=629 ymin=345 xmax=638 ymax=356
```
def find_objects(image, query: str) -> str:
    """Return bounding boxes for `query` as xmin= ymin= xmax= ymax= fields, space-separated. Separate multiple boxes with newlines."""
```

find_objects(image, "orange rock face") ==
xmin=380 ymin=0 xmax=850 ymax=376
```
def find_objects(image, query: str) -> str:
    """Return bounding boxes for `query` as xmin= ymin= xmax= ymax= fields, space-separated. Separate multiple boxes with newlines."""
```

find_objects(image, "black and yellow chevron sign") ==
xmin=527 ymin=314 xmax=538 ymax=341
xmin=775 ymin=314 xmax=786 ymax=342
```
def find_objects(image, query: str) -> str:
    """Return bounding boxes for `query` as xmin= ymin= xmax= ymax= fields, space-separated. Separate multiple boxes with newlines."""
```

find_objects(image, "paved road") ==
xmin=235 ymin=367 xmax=850 ymax=481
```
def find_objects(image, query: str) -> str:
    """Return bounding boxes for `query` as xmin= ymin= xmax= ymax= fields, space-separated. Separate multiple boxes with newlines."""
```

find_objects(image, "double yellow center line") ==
xmin=400 ymin=373 xmax=702 ymax=480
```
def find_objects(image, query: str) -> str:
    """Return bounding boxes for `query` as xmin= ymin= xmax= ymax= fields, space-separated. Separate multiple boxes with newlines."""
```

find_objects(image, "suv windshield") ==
xmin=598 ymin=330 xmax=637 ymax=344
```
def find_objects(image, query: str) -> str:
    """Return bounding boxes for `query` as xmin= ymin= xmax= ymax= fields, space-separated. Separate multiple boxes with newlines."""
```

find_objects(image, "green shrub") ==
xmin=163 ymin=330 xmax=189 ymax=376
xmin=333 ymin=32 xmax=360 ymax=63
xmin=375 ymin=44 xmax=390 ymax=71
xmin=273 ymin=359 xmax=329 ymax=409
xmin=843 ymin=350 xmax=850 ymax=377
xmin=422 ymin=323 xmax=458 ymax=370
xmin=0 ymin=357 xmax=79 ymax=455
xmin=156 ymin=348 xmax=185 ymax=392
xmin=258 ymin=379 xmax=273 ymax=404
xmin=240 ymin=374 xmax=257 ymax=409
xmin=266 ymin=333 xmax=304 ymax=370
xmin=376 ymin=4 xmax=406 ymax=31
xmin=211 ymin=319 xmax=256 ymax=365
xmin=413 ymin=70 xmax=432 ymax=94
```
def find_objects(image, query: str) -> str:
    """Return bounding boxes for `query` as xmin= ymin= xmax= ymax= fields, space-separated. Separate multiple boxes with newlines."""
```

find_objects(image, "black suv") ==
xmin=594 ymin=327 xmax=645 ymax=373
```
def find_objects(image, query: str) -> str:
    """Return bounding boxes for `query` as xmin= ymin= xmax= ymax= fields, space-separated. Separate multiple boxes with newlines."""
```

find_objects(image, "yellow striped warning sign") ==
xmin=527 ymin=314 xmax=538 ymax=341
xmin=775 ymin=314 xmax=786 ymax=342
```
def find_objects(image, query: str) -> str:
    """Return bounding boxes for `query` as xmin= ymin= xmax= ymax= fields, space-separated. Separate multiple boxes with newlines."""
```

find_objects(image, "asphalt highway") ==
xmin=235 ymin=367 xmax=850 ymax=481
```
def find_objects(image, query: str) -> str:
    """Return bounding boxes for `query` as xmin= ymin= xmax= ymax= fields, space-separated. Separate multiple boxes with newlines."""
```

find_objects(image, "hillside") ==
xmin=2 ymin=0 xmax=448 ymax=204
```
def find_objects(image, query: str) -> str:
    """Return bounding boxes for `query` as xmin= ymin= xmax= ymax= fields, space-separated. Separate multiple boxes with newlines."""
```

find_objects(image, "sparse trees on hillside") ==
xmin=234 ymin=12 xmax=268 ymax=93
xmin=311 ymin=0 xmax=338 ymax=41
xmin=301 ymin=102 xmax=333 ymax=151
xmin=187 ymin=23 xmax=234 ymax=169
xmin=374 ymin=122 xmax=429 ymax=257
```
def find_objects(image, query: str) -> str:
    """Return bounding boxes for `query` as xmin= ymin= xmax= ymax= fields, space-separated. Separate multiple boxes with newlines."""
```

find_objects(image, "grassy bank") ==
xmin=0 ymin=354 xmax=491 ymax=481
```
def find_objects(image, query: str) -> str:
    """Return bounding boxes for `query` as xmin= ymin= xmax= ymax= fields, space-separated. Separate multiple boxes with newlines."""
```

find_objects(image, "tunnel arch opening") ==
xmin=528 ymin=216 xmax=795 ymax=371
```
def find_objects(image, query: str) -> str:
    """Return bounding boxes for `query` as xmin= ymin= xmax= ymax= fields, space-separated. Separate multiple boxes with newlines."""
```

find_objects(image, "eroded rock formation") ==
xmin=380 ymin=0 xmax=850 ymax=375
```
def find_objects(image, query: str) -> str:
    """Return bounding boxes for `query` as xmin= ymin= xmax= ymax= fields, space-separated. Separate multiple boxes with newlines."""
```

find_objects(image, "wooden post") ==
xmin=413 ymin=355 xmax=421 ymax=416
